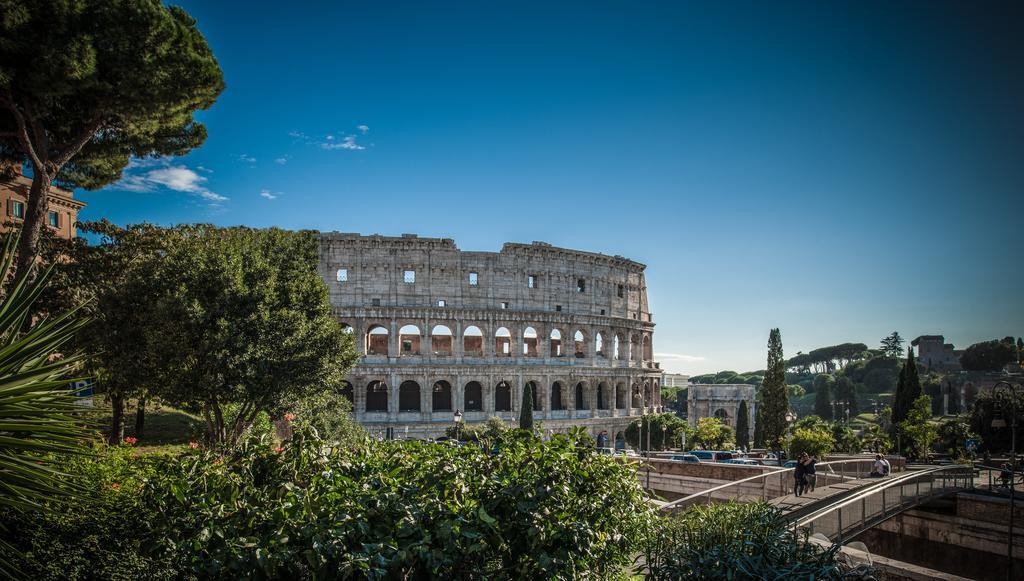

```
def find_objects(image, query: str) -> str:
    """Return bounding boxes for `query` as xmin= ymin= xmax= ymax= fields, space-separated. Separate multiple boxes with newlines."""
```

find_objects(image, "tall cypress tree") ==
xmin=519 ymin=383 xmax=534 ymax=430
xmin=760 ymin=328 xmax=790 ymax=451
xmin=736 ymin=400 xmax=750 ymax=449
xmin=892 ymin=348 xmax=921 ymax=426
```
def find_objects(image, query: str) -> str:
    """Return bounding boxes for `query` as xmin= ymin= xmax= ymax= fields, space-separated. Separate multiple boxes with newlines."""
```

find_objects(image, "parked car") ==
xmin=723 ymin=459 xmax=760 ymax=466
xmin=617 ymin=449 xmax=640 ymax=458
xmin=782 ymin=460 xmax=799 ymax=468
xmin=688 ymin=450 xmax=736 ymax=463
xmin=670 ymin=454 xmax=701 ymax=463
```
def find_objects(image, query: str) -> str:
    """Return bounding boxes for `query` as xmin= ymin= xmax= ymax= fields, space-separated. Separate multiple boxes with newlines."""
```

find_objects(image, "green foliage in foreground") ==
xmin=644 ymin=502 xmax=854 ymax=579
xmin=4 ymin=428 xmax=653 ymax=579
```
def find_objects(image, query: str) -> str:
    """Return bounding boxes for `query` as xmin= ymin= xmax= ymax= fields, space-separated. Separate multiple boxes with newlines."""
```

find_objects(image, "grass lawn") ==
xmin=95 ymin=399 xmax=204 ymax=455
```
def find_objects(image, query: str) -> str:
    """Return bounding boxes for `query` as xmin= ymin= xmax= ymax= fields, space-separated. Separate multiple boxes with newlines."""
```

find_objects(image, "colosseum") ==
xmin=318 ymin=233 xmax=662 ymax=444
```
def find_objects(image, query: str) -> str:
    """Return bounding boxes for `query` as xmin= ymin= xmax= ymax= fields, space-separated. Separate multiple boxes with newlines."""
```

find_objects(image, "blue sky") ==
xmin=81 ymin=1 xmax=1023 ymax=375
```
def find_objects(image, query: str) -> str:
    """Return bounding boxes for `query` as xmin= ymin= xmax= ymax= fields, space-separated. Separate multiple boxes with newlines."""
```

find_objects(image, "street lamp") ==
xmin=453 ymin=409 xmax=463 ymax=442
xmin=991 ymin=380 xmax=1020 ymax=581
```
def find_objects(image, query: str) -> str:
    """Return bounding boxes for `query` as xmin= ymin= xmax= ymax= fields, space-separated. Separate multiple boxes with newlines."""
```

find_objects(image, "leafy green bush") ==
xmin=644 ymin=502 xmax=854 ymax=579
xmin=0 ymin=444 xmax=177 ymax=580
xmin=142 ymin=426 xmax=652 ymax=579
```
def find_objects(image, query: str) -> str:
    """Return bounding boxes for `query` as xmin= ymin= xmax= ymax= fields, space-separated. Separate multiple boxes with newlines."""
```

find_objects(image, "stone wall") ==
xmin=318 ymin=233 xmax=662 ymax=438
xmin=686 ymin=383 xmax=756 ymax=431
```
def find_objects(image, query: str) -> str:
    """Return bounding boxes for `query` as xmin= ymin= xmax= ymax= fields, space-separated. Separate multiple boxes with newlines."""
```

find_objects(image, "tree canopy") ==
xmin=0 ymin=0 xmax=224 ymax=278
xmin=879 ymin=332 xmax=905 ymax=358
xmin=891 ymin=348 xmax=922 ymax=427
xmin=959 ymin=337 xmax=1019 ymax=371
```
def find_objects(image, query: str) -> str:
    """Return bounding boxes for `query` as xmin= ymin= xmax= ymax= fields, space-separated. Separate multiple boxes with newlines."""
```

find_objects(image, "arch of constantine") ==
xmin=318 ymin=233 xmax=663 ymax=439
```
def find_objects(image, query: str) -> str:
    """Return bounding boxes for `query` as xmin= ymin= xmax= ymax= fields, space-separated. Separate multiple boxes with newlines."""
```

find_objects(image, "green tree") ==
xmin=691 ymin=417 xmax=734 ymax=450
xmin=937 ymin=418 xmax=979 ymax=461
xmin=0 ymin=0 xmax=224 ymax=280
xmin=898 ymin=395 xmax=938 ymax=461
xmin=959 ymin=338 xmax=1019 ymax=371
xmin=760 ymin=328 xmax=790 ymax=451
xmin=830 ymin=422 xmax=861 ymax=454
xmin=813 ymin=374 xmax=834 ymax=420
xmin=41 ymin=220 xmax=168 ymax=443
xmin=625 ymin=413 xmax=690 ymax=451
xmin=735 ymin=400 xmax=750 ymax=449
xmin=859 ymin=423 xmax=892 ymax=453
xmin=892 ymin=348 xmax=922 ymax=427
xmin=880 ymin=331 xmax=905 ymax=358
xmin=146 ymin=226 xmax=358 ymax=444
xmin=787 ymin=426 xmax=835 ymax=459
xmin=833 ymin=376 xmax=858 ymax=417
xmin=519 ymin=382 xmax=534 ymax=431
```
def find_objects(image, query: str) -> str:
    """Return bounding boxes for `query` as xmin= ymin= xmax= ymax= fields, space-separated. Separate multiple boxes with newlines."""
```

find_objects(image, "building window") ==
xmin=617 ymin=284 xmax=624 ymax=298
xmin=601 ymin=309 xmax=606 ymax=315
xmin=577 ymin=279 xmax=586 ymax=293
xmin=468 ymin=272 xmax=478 ymax=286
xmin=500 ymin=301 xmax=509 ymax=309
xmin=10 ymin=201 xmax=25 ymax=219
xmin=437 ymin=299 xmax=446 ymax=307
xmin=47 ymin=211 xmax=60 ymax=228
xmin=336 ymin=268 xmax=348 ymax=282
xmin=371 ymin=298 xmax=381 ymax=307
xmin=404 ymin=270 xmax=416 ymax=284
xmin=555 ymin=305 xmax=562 ymax=312
xmin=527 ymin=275 xmax=538 ymax=289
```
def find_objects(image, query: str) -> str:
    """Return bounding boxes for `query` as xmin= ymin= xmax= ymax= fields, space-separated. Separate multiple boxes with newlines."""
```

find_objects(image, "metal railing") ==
xmin=793 ymin=464 xmax=974 ymax=544
xmin=660 ymin=458 xmax=880 ymax=512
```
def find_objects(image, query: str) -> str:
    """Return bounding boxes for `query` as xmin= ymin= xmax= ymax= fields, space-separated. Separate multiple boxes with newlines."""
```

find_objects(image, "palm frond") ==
xmin=0 ymin=232 xmax=94 ymax=578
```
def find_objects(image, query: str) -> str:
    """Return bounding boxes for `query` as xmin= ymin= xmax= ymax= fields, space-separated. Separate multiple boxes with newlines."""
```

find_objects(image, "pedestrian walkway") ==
xmin=769 ymin=476 xmax=886 ymax=516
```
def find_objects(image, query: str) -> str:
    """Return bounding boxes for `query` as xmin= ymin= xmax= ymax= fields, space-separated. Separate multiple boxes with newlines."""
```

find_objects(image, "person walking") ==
xmin=803 ymin=454 xmax=818 ymax=492
xmin=793 ymin=454 xmax=808 ymax=496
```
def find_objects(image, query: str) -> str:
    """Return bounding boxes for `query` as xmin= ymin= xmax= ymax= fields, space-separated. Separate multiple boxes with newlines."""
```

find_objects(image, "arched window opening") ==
xmin=399 ymin=380 xmax=421 ymax=411
xmin=432 ymin=380 xmax=452 ymax=411
xmin=575 ymin=382 xmax=585 ymax=410
xmin=463 ymin=325 xmax=483 ymax=357
xmin=551 ymin=381 xmax=565 ymax=410
xmin=523 ymin=327 xmax=539 ymax=357
xmin=595 ymin=333 xmax=605 ymax=358
xmin=399 ymin=325 xmax=421 ymax=356
xmin=714 ymin=408 xmax=731 ymax=426
xmin=495 ymin=381 xmax=512 ymax=411
xmin=613 ymin=335 xmax=622 ymax=360
xmin=574 ymin=330 xmax=587 ymax=358
xmin=366 ymin=325 xmax=389 ymax=356
xmin=598 ymin=382 xmax=610 ymax=409
xmin=643 ymin=335 xmax=652 ymax=361
xmin=630 ymin=334 xmax=641 ymax=361
xmin=550 ymin=329 xmax=563 ymax=357
xmin=431 ymin=325 xmax=453 ymax=357
xmin=495 ymin=327 xmax=512 ymax=357
xmin=339 ymin=323 xmax=354 ymax=335
xmin=338 ymin=381 xmax=354 ymax=406
xmin=366 ymin=380 xmax=388 ymax=411
xmin=615 ymin=382 xmax=626 ymax=409
xmin=631 ymin=383 xmax=642 ymax=408
xmin=464 ymin=381 xmax=483 ymax=411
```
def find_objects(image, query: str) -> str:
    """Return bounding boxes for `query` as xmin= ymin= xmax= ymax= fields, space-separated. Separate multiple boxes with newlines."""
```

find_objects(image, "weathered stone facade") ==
xmin=318 ymin=233 xmax=662 ymax=439
xmin=686 ymin=383 xmax=756 ymax=432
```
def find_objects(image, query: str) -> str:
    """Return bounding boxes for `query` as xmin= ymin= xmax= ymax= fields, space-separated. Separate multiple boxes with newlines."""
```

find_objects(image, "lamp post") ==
xmin=453 ymin=409 xmax=463 ymax=442
xmin=991 ymin=380 xmax=1019 ymax=581
xmin=781 ymin=410 xmax=797 ymax=466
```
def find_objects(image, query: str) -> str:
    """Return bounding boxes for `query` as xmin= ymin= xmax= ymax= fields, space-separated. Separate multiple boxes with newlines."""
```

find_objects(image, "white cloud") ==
xmin=357 ymin=124 xmax=369 ymax=134
xmin=321 ymin=134 xmax=365 ymax=150
xmin=260 ymin=189 xmax=279 ymax=200
xmin=238 ymin=154 xmax=256 ymax=164
xmin=274 ymin=157 xmax=289 ymax=165
xmin=654 ymin=352 xmax=707 ymax=362
xmin=113 ymin=159 xmax=227 ymax=205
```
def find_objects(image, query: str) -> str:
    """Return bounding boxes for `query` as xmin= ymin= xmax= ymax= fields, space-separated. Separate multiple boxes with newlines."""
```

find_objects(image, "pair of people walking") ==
xmin=792 ymin=453 xmax=817 ymax=497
